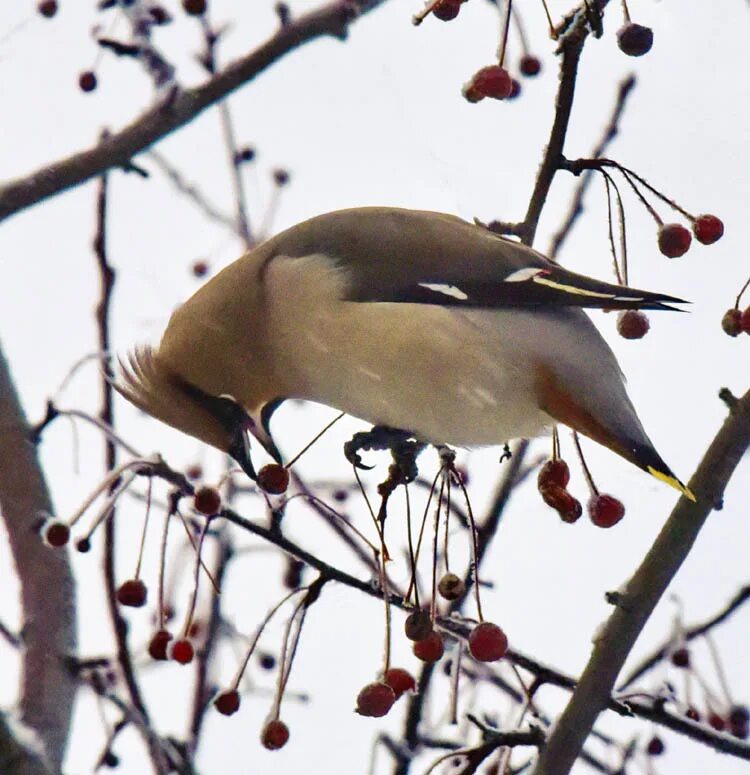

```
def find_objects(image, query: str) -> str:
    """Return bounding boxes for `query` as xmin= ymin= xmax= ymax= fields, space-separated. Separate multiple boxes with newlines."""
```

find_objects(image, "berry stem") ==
xmin=430 ymin=475 xmax=447 ymax=625
xmin=495 ymin=0 xmax=514 ymax=68
xmin=275 ymin=595 xmax=310 ymax=719
xmin=620 ymin=0 xmax=631 ymax=23
xmin=552 ymin=426 xmax=560 ymax=460
xmin=454 ymin=471 xmax=484 ymax=622
xmin=181 ymin=519 xmax=211 ymax=639
xmin=735 ymin=275 xmax=750 ymax=309
xmin=176 ymin=510 xmax=220 ymax=592
xmin=705 ymin=632 xmax=735 ymax=705
xmin=157 ymin=511 xmax=172 ymax=630
xmin=404 ymin=485 xmax=421 ymax=608
xmin=601 ymin=169 xmax=628 ymax=285
xmin=539 ymin=0 xmax=557 ymax=39
xmin=284 ymin=412 xmax=345 ymax=469
xmin=133 ymin=478 xmax=153 ymax=580
xmin=572 ymin=432 xmax=598 ymax=496
xmin=510 ymin=3 xmax=531 ymax=55
xmin=404 ymin=467 xmax=442 ymax=604
xmin=412 ymin=0 xmax=444 ymax=26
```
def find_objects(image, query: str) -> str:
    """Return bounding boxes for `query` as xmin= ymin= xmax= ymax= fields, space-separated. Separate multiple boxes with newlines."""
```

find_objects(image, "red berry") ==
xmin=75 ymin=537 xmax=91 ymax=553
xmin=193 ymin=486 xmax=221 ymax=515
xmin=384 ymin=668 xmax=416 ymax=699
xmin=37 ymin=0 xmax=58 ymax=18
xmin=261 ymin=719 xmax=289 ymax=750
xmin=658 ymin=223 xmax=692 ymax=258
xmin=722 ymin=309 xmax=743 ymax=337
xmin=540 ymin=484 xmax=582 ymax=523
xmin=693 ymin=214 xmax=724 ymax=245
xmin=646 ymin=735 xmax=664 ymax=756
xmin=116 ymin=579 xmax=147 ymax=608
xmin=708 ymin=712 xmax=726 ymax=732
xmin=463 ymin=66 xmax=513 ymax=102
xmin=616 ymin=309 xmax=650 ymax=340
xmin=413 ymin=631 xmax=444 ymax=662
xmin=686 ymin=706 xmax=701 ymax=722
xmin=519 ymin=55 xmax=541 ymax=76
xmin=468 ymin=622 xmax=508 ymax=662
xmin=79 ymin=71 xmax=97 ymax=93
xmin=214 ymin=689 xmax=240 ymax=716
xmin=588 ymin=494 xmax=625 ymax=528
xmin=257 ymin=464 xmax=290 ymax=495
xmin=273 ymin=169 xmax=290 ymax=186
xmin=356 ymin=681 xmax=396 ymax=717
xmin=437 ymin=572 xmax=465 ymax=601
xmin=538 ymin=459 xmax=570 ymax=489
xmin=432 ymin=0 xmax=461 ymax=21
xmin=182 ymin=0 xmax=207 ymax=15
xmin=404 ymin=610 xmax=433 ymax=642
xmin=148 ymin=630 xmax=173 ymax=660
xmin=617 ymin=23 xmax=653 ymax=57
xmin=671 ymin=647 xmax=690 ymax=668
xmin=191 ymin=261 xmax=209 ymax=278
xmin=741 ymin=307 xmax=750 ymax=334
xmin=170 ymin=638 xmax=195 ymax=664
xmin=186 ymin=464 xmax=203 ymax=480
xmin=44 ymin=521 xmax=70 ymax=547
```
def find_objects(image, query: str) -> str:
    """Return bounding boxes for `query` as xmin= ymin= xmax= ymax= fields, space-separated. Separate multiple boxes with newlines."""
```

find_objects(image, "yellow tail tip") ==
xmin=647 ymin=466 xmax=696 ymax=502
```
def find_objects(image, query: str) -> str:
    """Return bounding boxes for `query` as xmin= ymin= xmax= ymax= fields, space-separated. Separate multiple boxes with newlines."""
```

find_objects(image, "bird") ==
xmin=116 ymin=206 xmax=694 ymax=500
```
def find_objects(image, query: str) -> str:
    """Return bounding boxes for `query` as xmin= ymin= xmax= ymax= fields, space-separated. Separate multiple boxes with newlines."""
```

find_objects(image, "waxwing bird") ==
xmin=117 ymin=207 xmax=694 ymax=499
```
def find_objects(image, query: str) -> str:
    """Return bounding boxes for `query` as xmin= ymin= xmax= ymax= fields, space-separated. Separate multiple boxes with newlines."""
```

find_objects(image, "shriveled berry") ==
xmin=404 ymin=610 xmax=433 ymax=641
xmin=261 ymin=719 xmax=289 ymax=750
xmin=646 ymin=735 xmax=664 ymax=755
xmin=413 ymin=631 xmax=444 ymax=662
xmin=463 ymin=66 xmax=512 ymax=102
xmin=182 ymin=0 xmax=206 ymax=15
xmin=693 ymin=214 xmax=724 ymax=245
xmin=44 ymin=521 xmax=70 ymax=547
xmin=616 ymin=23 xmax=653 ymax=57
xmin=214 ymin=689 xmax=240 ymax=716
xmin=519 ymin=55 xmax=541 ymax=76
xmin=708 ymin=712 xmax=726 ymax=732
xmin=741 ymin=307 xmax=750 ymax=334
xmin=148 ymin=629 xmax=172 ymax=660
xmin=588 ymin=494 xmax=625 ymax=528
xmin=538 ymin=459 xmax=570 ymax=489
xmin=671 ymin=647 xmax=690 ymax=668
xmin=257 ymin=464 xmax=290 ymax=495
xmin=38 ymin=1 xmax=58 ymax=18
xmin=540 ymin=485 xmax=582 ymax=523
xmin=617 ymin=310 xmax=650 ymax=340
xmin=384 ymin=668 xmax=416 ymax=699
xmin=658 ymin=223 xmax=692 ymax=258
xmin=79 ymin=71 xmax=97 ymax=93
xmin=193 ymin=485 xmax=221 ymax=515
xmin=170 ymin=638 xmax=194 ymax=664
xmin=116 ymin=579 xmax=147 ymax=607
xmin=722 ymin=309 xmax=743 ymax=337
xmin=468 ymin=621 xmax=508 ymax=662
xmin=432 ymin=0 xmax=461 ymax=21
xmin=437 ymin=572 xmax=465 ymax=601
xmin=356 ymin=681 xmax=396 ymax=717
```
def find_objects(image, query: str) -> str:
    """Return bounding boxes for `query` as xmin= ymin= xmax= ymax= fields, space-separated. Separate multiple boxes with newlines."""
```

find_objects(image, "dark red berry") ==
xmin=519 ymin=55 xmax=541 ymax=76
xmin=170 ymin=638 xmax=194 ymax=664
xmin=463 ymin=66 xmax=513 ymax=102
xmin=729 ymin=706 xmax=750 ymax=726
xmin=79 ymin=71 xmax=97 ymax=93
xmin=186 ymin=464 xmax=203 ymax=480
xmin=75 ymin=537 xmax=91 ymax=553
xmin=671 ymin=647 xmax=690 ymax=668
xmin=616 ymin=23 xmax=653 ymax=57
xmin=148 ymin=630 xmax=172 ymax=660
xmin=540 ymin=485 xmax=582 ymax=523
xmin=437 ymin=572 xmax=465 ymax=601
xmin=538 ymin=459 xmax=570 ymax=489
xmin=261 ymin=719 xmax=289 ymax=750
xmin=646 ymin=736 xmax=664 ymax=756
xmin=384 ymin=668 xmax=416 ymax=699
xmin=507 ymin=79 xmax=521 ymax=100
xmin=182 ymin=0 xmax=207 ymax=15
xmin=44 ymin=521 xmax=70 ymax=547
xmin=116 ymin=579 xmax=147 ymax=608
xmin=731 ymin=720 xmax=750 ymax=740
xmin=432 ymin=0 xmax=461 ymax=21
xmin=741 ymin=307 xmax=750 ymax=334
xmin=405 ymin=610 xmax=433 ymax=642
xmin=588 ymin=494 xmax=625 ymax=528
xmin=259 ymin=652 xmax=276 ymax=670
xmin=234 ymin=146 xmax=256 ymax=164
xmin=693 ymin=214 xmax=724 ymax=245
xmin=722 ymin=309 xmax=743 ymax=337
xmin=149 ymin=6 xmax=171 ymax=24
xmin=658 ymin=223 xmax=692 ymax=258
xmin=193 ymin=486 xmax=221 ymax=515
xmin=708 ymin=712 xmax=726 ymax=732
xmin=102 ymin=751 xmax=119 ymax=768
xmin=356 ymin=681 xmax=396 ymax=717
xmin=686 ymin=706 xmax=701 ymax=722
xmin=214 ymin=689 xmax=240 ymax=716
xmin=257 ymin=464 xmax=290 ymax=495
xmin=616 ymin=310 xmax=650 ymax=340
xmin=413 ymin=631 xmax=444 ymax=662
xmin=191 ymin=261 xmax=209 ymax=278
xmin=38 ymin=1 xmax=58 ymax=18
xmin=273 ymin=169 xmax=290 ymax=186
xmin=468 ymin=622 xmax=508 ymax=662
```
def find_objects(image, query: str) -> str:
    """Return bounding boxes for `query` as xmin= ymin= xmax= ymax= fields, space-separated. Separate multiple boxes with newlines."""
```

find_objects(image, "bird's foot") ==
xmin=499 ymin=443 xmax=512 ymax=463
xmin=344 ymin=426 xmax=425 ymax=480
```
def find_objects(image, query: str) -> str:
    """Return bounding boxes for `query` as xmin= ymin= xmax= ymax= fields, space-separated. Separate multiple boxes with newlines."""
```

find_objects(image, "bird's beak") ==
xmin=228 ymin=403 xmax=284 ymax=481
xmin=228 ymin=422 xmax=257 ymax=481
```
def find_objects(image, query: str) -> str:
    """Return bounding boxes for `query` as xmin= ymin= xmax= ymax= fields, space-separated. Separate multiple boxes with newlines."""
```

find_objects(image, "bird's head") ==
xmin=115 ymin=346 xmax=280 ymax=480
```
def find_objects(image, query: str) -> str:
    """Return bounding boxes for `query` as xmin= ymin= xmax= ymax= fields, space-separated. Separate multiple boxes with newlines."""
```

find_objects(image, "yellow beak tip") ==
xmin=646 ymin=466 xmax=696 ymax=502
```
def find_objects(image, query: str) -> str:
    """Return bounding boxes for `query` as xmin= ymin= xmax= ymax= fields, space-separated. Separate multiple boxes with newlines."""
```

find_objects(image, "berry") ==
xmin=75 ymin=537 xmax=91 ymax=553
xmin=686 ymin=706 xmax=701 ymax=722
xmin=537 ymin=459 xmax=570 ymax=489
xmin=616 ymin=310 xmax=650 ymax=340
xmin=722 ymin=309 xmax=743 ymax=337
xmin=234 ymin=146 xmax=256 ymax=164
xmin=38 ymin=1 xmax=58 ymax=18
xmin=404 ymin=610 xmax=433 ymax=642
xmin=384 ymin=668 xmax=416 ymax=699
xmin=693 ymin=214 xmax=724 ymax=245
xmin=540 ymin=485 xmax=582 ymax=523
xmin=186 ymin=463 xmax=203 ymax=480
xmin=193 ymin=486 xmax=221 ymax=515
xmin=437 ymin=572 xmax=465 ymax=601
xmin=261 ymin=719 xmax=289 ymax=750
xmin=468 ymin=622 xmax=508 ymax=662
xmin=116 ymin=579 xmax=147 ymax=607
xmin=731 ymin=720 xmax=750 ymax=740
xmin=708 ymin=712 xmax=726 ymax=732
xmin=182 ymin=0 xmax=206 ymax=15
xmin=191 ymin=260 xmax=209 ymax=278
xmin=463 ymin=66 xmax=512 ymax=102
xmin=658 ymin=223 xmax=692 ymax=258
xmin=148 ymin=630 xmax=172 ymax=660
xmin=432 ymin=0 xmax=461 ymax=21
xmin=413 ymin=631 xmax=444 ymax=662
xmin=149 ymin=6 xmax=171 ymax=25
xmin=588 ymin=494 xmax=625 ymax=528
xmin=170 ymin=638 xmax=194 ymax=664
xmin=257 ymin=464 xmax=290 ymax=495
xmin=214 ymin=689 xmax=240 ymax=716
xmin=741 ymin=307 xmax=750 ymax=334
xmin=79 ymin=71 xmax=97 ymax=93
xmin=273 ymin=169 xmax=290 ymax=186
xmin=102 ymin=751 xmax=119 ymax=768
xmin=44 ymin=521 xmax=70 ymax=547
xmin=729 ymin=706 xmax=750 ymax=726
xmin=507 ymin=79 xmax=521 ymax=100
xmin=259 ymin=652 xmax=276 ymax=670
xmin=671 ymin=647 xmax=690 ymax=668
xmin=646 ymin=736 xmax=664 ymax=756
xmin=519 ymin=55 xmax=541 ymax=76
xmin=283 ymin=558 xmax=304 ymax=589
xmin=616 ymin=23 xmax=653 ymax=57
xmin=356 ymin=681 xmax=396 ymax=717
